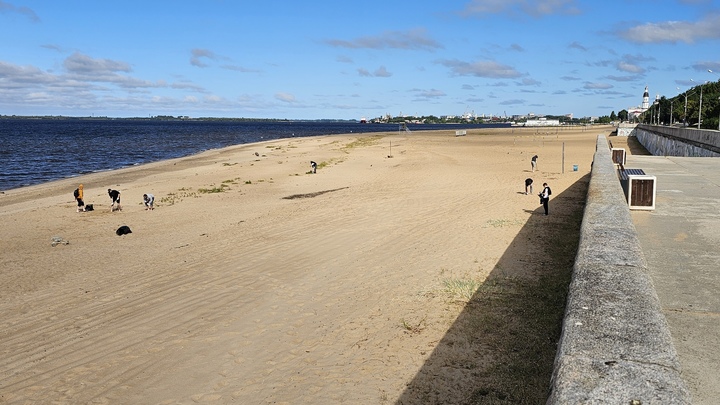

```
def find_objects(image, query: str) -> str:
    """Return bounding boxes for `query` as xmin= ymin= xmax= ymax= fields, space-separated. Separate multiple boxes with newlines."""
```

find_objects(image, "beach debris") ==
xmin=116 ymin=225 xmax=132 ymax=236
xmin=51 ymin=236 xmax=69 ymax=247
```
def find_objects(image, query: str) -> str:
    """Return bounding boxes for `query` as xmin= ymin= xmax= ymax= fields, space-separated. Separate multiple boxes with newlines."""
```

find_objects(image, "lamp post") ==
xmin=678 ymin=86 xmax=692 ymax=127
xmin=698 ymin=84 xmax=704 ymax=129
xmin=650 ymin=102 xmax=655 ymax=124
xmin=670 ymin=99 xmax=673 ymax=125
xmin=691 ymin=79 xmax=710 ymax=129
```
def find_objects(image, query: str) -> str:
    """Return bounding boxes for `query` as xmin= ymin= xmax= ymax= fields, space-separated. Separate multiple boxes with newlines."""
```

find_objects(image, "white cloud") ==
xmin=190 ymin=48 xmax=216 ymax=67
xmin=325 ymin=28 xmax=443 ymax=51
xmin=583 ymin=82 xmax=613 ymax=90
xmin=517 ymin=78 xmax=541 ymax=86
xmin=373 ymin=66 xmax=392 ymax=77
xmin=64 ymin=52 xmax=131 ymax=75
xmin=568 ymin=41 xmax=587 ymax=51
xmin=618 ymin=14 xmax=720 ymax=44
xmin=0 ymin=0 xmax=39 ymax=22
xmin=409 ymin=88 xmax=446 ymax=100
xmin=437 ymin=59 xmax=523 ymax=79
xmin=461 ymin=0 xmax=580 ymax=17
xmin=275 ymin=92 xmax=296 ymax=103
xmin=617 ymin=61 xmax=645 ymax=74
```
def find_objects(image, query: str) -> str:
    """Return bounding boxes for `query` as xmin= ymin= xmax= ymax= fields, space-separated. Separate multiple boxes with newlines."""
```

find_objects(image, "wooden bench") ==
xmin=618 ymin=167 xmax=645 ymax=181
xmin=611 ymin=147 xmax=626 ymax=165
xmin=618 ymin=166 xmax=655 ymax=210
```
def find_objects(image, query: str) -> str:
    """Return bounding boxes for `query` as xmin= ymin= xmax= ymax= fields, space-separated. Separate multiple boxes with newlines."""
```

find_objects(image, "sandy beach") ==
xmin=0 ymin=126 xmax=611 ymax=404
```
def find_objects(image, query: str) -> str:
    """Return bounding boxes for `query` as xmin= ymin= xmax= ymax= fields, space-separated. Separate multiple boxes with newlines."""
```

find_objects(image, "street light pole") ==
xmin=670 ymin=99 xmax=673 ymax=125
xmin=698 ymin=84 xmax=704 ymax=129
xmin=691 ymin=79 xmax=711 ymax=129
xmin=679 ymin=85 xmax=689 ymax=126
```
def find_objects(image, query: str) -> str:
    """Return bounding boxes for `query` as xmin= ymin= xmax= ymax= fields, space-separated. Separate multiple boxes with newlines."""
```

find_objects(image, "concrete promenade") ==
xmin=547 ymin=136 xmax=690 ymax=404
xmin=626 ymin=155 xmax=720 ymax=404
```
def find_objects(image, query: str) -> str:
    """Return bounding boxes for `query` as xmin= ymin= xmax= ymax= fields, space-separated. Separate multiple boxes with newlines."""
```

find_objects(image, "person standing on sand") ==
xmin=108 ymin=189 xmax=122 ymax=212
xmin=143 ymin=193 xmax=154 ymax=210
xmin=539 ymin=182 xmax=551 ymax=215
xmin=310 ymin=161 xmax=317 ymax=174
xmin=74 ymin=184 xmax=85 ymax=212
xmin=531 ymin=155 xmax=538 ymax=172
xmin=525 ymin=178 xmax=533 ymax=195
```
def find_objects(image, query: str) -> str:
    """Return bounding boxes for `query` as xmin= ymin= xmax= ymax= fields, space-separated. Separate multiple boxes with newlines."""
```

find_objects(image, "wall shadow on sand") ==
xmin=396 ymin=174 xmax=591 ymax=405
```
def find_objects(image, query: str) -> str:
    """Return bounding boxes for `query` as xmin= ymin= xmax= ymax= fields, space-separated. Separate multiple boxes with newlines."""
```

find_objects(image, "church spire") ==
xmin=642 ymin=85 xmax=649 ymax=110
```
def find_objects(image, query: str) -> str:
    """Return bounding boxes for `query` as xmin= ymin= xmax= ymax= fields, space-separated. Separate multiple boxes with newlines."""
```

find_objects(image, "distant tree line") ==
xmin=636 ymin=80 xmax=720 ymax=129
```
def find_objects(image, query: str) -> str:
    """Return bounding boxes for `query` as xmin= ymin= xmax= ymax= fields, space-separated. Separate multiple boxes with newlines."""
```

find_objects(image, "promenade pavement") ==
xmin=625 ymin=155 xmax=720 ymax=405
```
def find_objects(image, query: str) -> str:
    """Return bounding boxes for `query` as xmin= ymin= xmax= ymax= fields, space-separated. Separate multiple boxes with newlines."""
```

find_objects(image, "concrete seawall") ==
xmin=635 ymin=124 xmax=720 ymax=157
xmin=547 ymin=135 xmax=691 ymax=403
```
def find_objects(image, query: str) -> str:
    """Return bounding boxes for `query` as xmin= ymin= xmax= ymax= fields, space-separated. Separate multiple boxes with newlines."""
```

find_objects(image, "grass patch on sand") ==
xmin=401 ymin=317 xmax=427 ymax=334
xmin=342 ymin=135 xmax=384 ymax=152
xmin=486 ymin=218 xmax=524 ymax=228
xmin=198 ymin=184 xmax=228 ymax=194
xmin=160 ymin=188 xmax=198 ymax=205
xmin=443 ymin=278 xmax=483 ymax=300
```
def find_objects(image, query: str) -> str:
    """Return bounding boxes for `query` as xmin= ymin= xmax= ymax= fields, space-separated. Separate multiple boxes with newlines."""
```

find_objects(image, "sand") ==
xmin=0 ymin=126 xmax=611 ymax=404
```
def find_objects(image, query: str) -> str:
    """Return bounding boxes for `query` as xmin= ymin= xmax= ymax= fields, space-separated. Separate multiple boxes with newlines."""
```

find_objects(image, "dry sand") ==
xmin=0 ymin=126 xmax=611 ymax=404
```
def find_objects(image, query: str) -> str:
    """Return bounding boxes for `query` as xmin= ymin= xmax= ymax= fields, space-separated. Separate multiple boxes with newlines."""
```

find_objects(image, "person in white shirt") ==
xmin=143 ymin=193 xmax=155 ymax=210
xmin=539 ymin=183 xmax=551 ymax=215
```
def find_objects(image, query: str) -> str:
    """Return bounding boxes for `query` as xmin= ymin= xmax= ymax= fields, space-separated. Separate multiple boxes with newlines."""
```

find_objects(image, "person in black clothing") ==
xmin=539 ymin=183 xmax=551 ymax=215
xmin=74 ymin=184 xmax=85 ymax=212
xmin=525 ymin=178 xmax=533 ymax=195
xmin=310 ymin=161 xmax=317 ymax=174
xmin=108 ymin=189 xmax=122 ymax=212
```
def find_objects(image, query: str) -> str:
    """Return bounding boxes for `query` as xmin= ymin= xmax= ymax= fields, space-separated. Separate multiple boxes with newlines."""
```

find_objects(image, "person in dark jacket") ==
xmin=525 ymin=178 xmax=533 ymax=195
xmin=74 ymin=184 xmax=85 ymax=212
xmin=108 ymin=189 xmax=122 ymax=212
xmin=539 ymin=183 xmax=551 ymax=215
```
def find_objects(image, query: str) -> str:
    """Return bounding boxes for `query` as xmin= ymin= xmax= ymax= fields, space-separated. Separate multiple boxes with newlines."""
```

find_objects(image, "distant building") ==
xmin=627 ymin=86 xmax=650 ymax=121
xmin=524 ymin=118 xmax=560 ymax=126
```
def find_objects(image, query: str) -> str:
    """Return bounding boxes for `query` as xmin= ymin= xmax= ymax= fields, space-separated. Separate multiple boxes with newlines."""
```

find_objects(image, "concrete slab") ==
xmin=626 ymin=155 xmax=720 ymax=405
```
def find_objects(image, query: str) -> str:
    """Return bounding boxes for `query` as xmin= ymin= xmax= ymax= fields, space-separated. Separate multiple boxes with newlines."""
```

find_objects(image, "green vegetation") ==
xmin=342 ymin=135 xmax=384 ymax=150
xmin=159 ymin=188 xmax=198 ymax=205
xmin=486 ymin=218 xmax=524 ymax=228
xmin=442 ymin=278 xmax=483 ymax=300
xmin=197 ymin=185 xmax=227 ymax=193
xmin=636 ymin=80 xmax=720 ymax=128
xmin=400 ymin=317 xmax=427 ymax=334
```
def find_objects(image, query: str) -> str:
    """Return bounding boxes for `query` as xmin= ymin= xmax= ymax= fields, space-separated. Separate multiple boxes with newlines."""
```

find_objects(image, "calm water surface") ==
xmin=0 ymin=119 xmax=505 ymax=191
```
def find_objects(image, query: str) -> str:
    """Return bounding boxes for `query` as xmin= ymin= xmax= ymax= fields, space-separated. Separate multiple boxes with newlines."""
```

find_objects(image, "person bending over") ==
xmin=108 ymin=189 xmax=122 ymax=212
xmin=143 ymin=193 xmax=155 ymax=210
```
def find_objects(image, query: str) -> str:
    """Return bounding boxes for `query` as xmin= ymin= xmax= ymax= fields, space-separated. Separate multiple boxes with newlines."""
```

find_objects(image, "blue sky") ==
xmin=1 ymin=0 xmax=720 ymax=120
